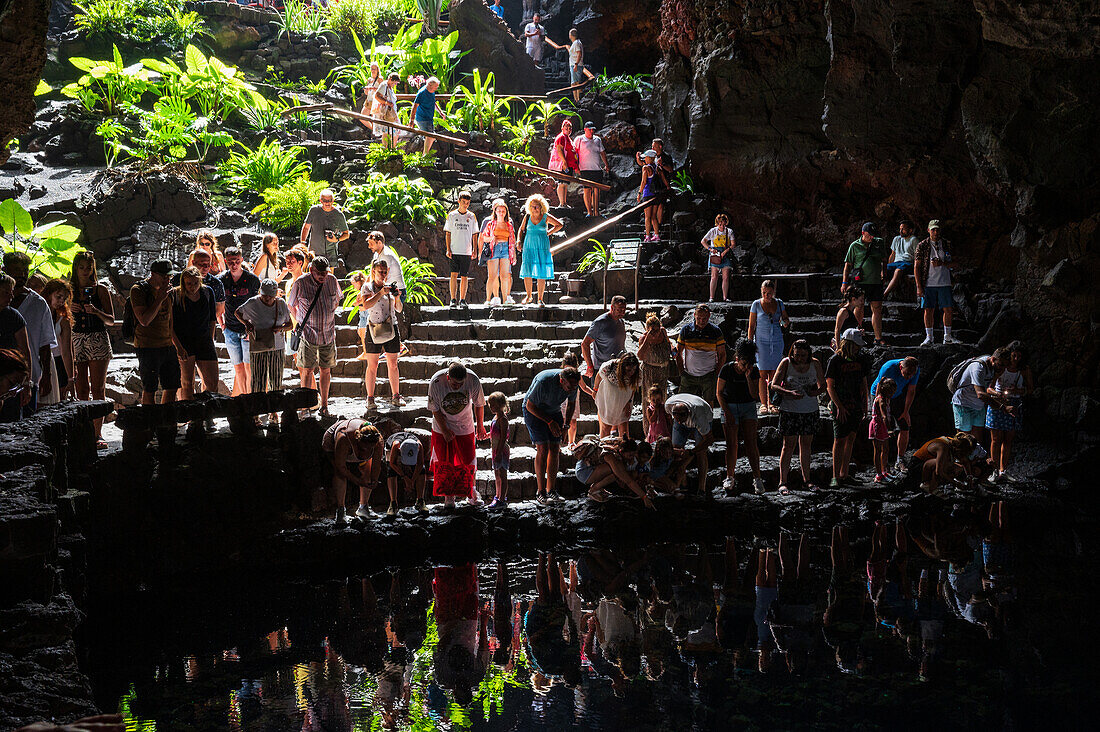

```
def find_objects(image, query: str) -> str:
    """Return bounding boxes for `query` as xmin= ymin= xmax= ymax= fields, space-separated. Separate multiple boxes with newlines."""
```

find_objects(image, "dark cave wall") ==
xmin=654 ymin=0 xmax=1100 ymax=423
xmin=0 ymin=0 xmax=50 ymax=166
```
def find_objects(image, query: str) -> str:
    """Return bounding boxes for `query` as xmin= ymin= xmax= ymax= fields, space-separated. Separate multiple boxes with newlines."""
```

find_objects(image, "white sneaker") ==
xmin=468 ymin=492 xmax=483 ymax=506
xmin=754 ymin=478 xmax=767 ymax=495
xmin=504 ymin=296 xmax=515 ymax=305
xmin=355 ymin=504 xmax=372 ymax=519
xmin=489 ymin=296 xmax=501 ymax=306
xmin=721 ymin=477 xmax=734 ymax=491
xmin=943 ymin=334 xmax=961 ymax=344
xmin=920 ymin=336 xmax=934 ymax=347
xmin=894 ymin=460 xmax=906 ymax=474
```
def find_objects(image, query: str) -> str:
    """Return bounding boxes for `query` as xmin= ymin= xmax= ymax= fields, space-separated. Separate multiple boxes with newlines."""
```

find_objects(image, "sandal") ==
xmin=806 ymin=483 xmax=820 ymax=491
xmin=319 ymin=406 xmax=331 ymax=418
xmin=587 ymin=487 xmax=611 ymax=503
xmin=778 ymin=484 xmax=791 ymax=496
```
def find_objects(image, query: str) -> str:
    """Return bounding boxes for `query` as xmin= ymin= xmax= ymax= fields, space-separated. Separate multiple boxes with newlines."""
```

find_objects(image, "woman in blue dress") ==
xmin=518 ymin=194 xmax=563 ymax=307
xmin=747 ymin=279 xmax=790 ymax=413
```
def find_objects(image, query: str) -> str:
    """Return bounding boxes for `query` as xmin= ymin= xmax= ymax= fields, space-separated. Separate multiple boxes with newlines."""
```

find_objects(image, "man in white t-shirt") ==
xmin=567 ymin=28 xmax=584 ymax=100
xmin=574 ymin=122 xmax=608 ymax=217
xmin=443 ymin=190 xmax=479 ymax=309
xmin=524 ymin=13 xmax=546 ymax=65
xmin=883 ymin=219 xmax=918 ymax=299
xmin=3 ymin=252 xmax=56 ymax=415
xmin=665 ymin=392 xmax=715 ymax=496
xmin=427 ymin=362 xmax=488 ymax=508
xmin=951 ymin=349 xmax=1009 ymax=437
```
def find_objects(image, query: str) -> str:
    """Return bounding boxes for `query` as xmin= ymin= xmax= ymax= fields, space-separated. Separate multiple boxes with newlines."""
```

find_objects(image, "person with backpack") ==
xmin=128 ymin=258 xmax=182 ymax=405
xmin=949 ymin=347 xmax=1011 ymax=440
xmin=841 ymin=223 xmax=888 ymax=346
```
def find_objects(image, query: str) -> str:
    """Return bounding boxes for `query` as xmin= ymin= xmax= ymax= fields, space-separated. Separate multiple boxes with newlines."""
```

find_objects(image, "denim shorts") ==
xmin=490 ymin=240 xmax=510 ymax=260
xmin=887 ymin=261 xmax=913 ymax=275
xmin=493 ymin=456 xmax=510 ymax=472
xmin=722 ymin=401 xmax=758 ymax=425
xmin=921 ymin=285 xmax=953 ymax=310
xmin=524 ymin=406 xmax=563 ymax=445
xmin=576 ymin=459 xmax=596 ymax=484
xmin=224 ymin=328 xmax=250 ymax=365
xmin=671 ymin=420 xmax=705 ymax=448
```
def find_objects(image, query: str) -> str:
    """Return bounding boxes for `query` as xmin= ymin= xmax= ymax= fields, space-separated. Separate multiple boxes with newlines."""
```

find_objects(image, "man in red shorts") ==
xmin=428 ymin=361 xmax=489 ymax=509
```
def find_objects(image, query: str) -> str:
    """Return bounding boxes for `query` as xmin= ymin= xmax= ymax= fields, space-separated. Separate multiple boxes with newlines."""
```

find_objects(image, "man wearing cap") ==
xmin=218 ymin=246 xmax=261 ymax=396
xmin=131 ymin=258 xmax=182 ymax=405
xmin=235 ymin=279 xmax=293 ymax=398
xmin=524 ymin=366 xmax=582 ymax=504
xmin=289 ymin=256 xmax=341 ymax=416
xmin=574 ymin=121 xmax=608 ymax=217
xmin=913 ymin=220 xmax=958 ymax=345
xmin=675 ymin=303 xmax=726 ymax=406
xmin=383 ymin=429 xmax=427 ymax=515
xmin=825 ymin=327 xmax=871 ymax=488
xmin=664 ymin=392 xmax=715 ymax=497
xmin=842 ymin=223 xmax=888 ymax=345
xmin=427 ymin=362 xmax=489 ymax=509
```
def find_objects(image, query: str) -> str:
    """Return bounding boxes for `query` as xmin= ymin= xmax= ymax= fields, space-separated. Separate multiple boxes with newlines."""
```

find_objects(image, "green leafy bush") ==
xmin=74 ymin=0 xmax=206 ymax=53
xmin=143 ymin=45 xmax=268 ymax=124
xmin=477 ymin=152 xmax=538 ymax=177
xmin=593 ymin=71 xmax=653 ymax=94
xmin=61 ymin=44 xmax=151 ymax=115
xmin=341 ymin=174 xmax=444 ymax=226
xmin=671 ymin=170 xmax=695 ymax=196
xmin=218 ymin=141 xmax=311 ymax=196
xmin=0 ymin=200 xmax=84 ymax=279
xmin=441 ymin=69 xmax=513 ymax=133
xmin=253 ymin=178 xmax=331 ymax=231
xmin=99 ymin=97 xmax=233 ymax=168
xmin=328 ymin=0 xmax=406 ymax=37
xmin=363 ymin=146 xmax=436 ymax=172
xmin=275 ymin=0 xmax=328 ymax=38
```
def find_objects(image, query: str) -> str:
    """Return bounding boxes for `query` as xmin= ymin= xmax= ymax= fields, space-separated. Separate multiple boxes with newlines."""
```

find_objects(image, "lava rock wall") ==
xmin=0 ymin=0 xmax=50 ymax=166
xmin=652 ymin=0 xmax=1100 ymax=426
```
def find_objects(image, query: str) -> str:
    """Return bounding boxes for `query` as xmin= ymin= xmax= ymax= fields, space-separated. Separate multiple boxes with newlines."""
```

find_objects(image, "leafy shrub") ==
xmin=99 ymin=97 xmax=233 ymax=168
xmin=275 ymin=0 xmax=329 ymax=38
xmin=218 ymin=141 xmax=311 ymax=196
xmin=61 ymin=44 xmax=151 ymax=115
xmin=593 ymin=71 xmax=653 ymax=94
xmin=143 ymin=45 xmax=268 ymax=124
xmin=0 ymin=200 xmax=84 ymax=279
xmin=341 ymin=174 xmax=444 ymax=226
xmin=253 ymin=178 xmax=331 ymax=231
xmin=477 ymin=152 xmax=538 ymax=177
xmin=671 ymin=170 xmax=695 ymax=196
xmin=363 ymin=145 xmax=436 ymax=172
xmin=328 ymin=0 xmax=406 ymax=37
xmin=442 ymin=69 xmax=513 ymax=133
xmin=74 ymin=0 xmax=206 ymax=52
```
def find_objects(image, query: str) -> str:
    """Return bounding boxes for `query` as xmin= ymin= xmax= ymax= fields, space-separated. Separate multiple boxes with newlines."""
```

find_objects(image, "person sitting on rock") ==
xmin=883 ymin=220 xmax=917 ymax=299
xmin=322 ymin=418 xmax=383 ymax=524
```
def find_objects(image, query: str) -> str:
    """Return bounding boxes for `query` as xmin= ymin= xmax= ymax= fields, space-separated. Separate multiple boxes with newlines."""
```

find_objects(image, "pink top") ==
xmin=646 ymin=403 xmax=671 ymax=442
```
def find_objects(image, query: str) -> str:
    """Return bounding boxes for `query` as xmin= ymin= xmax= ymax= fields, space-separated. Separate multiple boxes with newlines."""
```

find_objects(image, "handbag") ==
xmin=290 ymin=277 xmax=326 ymax=353
xmin=367 ymin=285 xmax=396 ymax=343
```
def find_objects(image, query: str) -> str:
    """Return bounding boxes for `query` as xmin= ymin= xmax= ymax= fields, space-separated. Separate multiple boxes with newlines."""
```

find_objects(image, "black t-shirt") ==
xmin=825 ymin=352 xmax=870 ymax=409
xmin=0 ymin=306 xmax=26 ymax=350
xmin=218 ymin=270 xmax=261 ymax=333
xmin=172 ymin=287 xmax=216 ymax=343
xmin=718 ymin=362 xmax=759 ymax=404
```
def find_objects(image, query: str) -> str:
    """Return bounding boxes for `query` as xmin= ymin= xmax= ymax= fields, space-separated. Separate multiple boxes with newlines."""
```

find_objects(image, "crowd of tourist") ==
xmin=0 ymin=189 xmax=1032 ymax=525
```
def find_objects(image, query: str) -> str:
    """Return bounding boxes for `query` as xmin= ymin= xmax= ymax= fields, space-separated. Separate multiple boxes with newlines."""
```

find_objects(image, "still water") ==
xmin=82 ymin=507 xmax=1092 ymax=730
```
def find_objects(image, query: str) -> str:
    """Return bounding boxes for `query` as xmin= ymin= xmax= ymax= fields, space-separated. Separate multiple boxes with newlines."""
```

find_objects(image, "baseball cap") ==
xmin=928 ymin=219 xmax=941 ymax=230
xmin=150 ymin=258 xmax=176 ymax=277
xmin=584 ymin=121 xmax=596 ymax=129
xmin=841 ymin=328 xmax=866 ymax=346
xmin=861 ymin=222 xmax=877 ymax=234
xmin=399 ymin=437 xmax=421 ymax=465
xmin=642 ymin=150 xmax=658 ymax=158
xmin=260 ymin=278 xmax=279 ymax=296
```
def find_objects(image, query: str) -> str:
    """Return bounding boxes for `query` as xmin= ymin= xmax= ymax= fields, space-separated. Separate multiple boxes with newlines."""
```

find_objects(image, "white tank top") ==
xmin=993 ymin=368 xmax=1022 ymax=394
xmin=780 ymin=362 xmax=820 ymax=414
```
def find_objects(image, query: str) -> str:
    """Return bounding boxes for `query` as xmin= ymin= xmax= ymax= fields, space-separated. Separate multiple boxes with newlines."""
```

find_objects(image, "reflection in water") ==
xmin=100 ymin=505 xmax=1034 ymax=730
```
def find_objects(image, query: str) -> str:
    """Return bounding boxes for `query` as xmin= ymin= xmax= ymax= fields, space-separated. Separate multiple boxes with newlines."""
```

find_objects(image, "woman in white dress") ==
xmin=592 ymin=352 xmax=641 ymax=438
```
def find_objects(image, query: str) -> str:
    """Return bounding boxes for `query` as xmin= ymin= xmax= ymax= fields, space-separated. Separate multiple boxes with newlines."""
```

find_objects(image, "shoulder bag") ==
xmin=289 ymin=279 xmax=325 ymax=352
xmin=368 ymin=285 xmax=396 ymax=344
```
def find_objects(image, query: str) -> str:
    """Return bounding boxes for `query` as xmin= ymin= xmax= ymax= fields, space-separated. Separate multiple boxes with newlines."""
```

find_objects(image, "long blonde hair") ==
xmin=837 ymin=338 xmax=861 ymax=360
xmin=175 ymin=266 xmax=203 ymax=307
xmin=613 ymin=352 xmax=642 ymax=390
xmin=525 ymin=193 xmax=548 ymax=219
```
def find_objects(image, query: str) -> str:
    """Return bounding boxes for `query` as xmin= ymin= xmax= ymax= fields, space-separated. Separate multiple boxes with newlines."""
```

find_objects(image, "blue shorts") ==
xmin=493 ymin=455 xmax=510 ymax=472
xmin=671 ymin=420 xmax=705 ymax=448
xmin=576 ymin=459 xmax=596 ymax=485
xmin=358 ymin=311 xmax=369 ymax=328
xmin=887 ymin=261 xmax=913 ymax=275
xmin=722 ymin=401 xmax=758 ymax=425
xmin=921 ymin=285 xmax=953 ymax=310
xmin=952 ymin=404 xmax=985 ymax=432
xmin=524 ymin=406 xmax=563 ymax=445
xmin=709 ymin=255 xmax=732 ymax=270
xmin=224 ymin=328 xmax=250 ymax=365
xmin=490 ymin=241 xmax=510 ymax=260
xmin=570 ymin=65 xmax=584 ymax=85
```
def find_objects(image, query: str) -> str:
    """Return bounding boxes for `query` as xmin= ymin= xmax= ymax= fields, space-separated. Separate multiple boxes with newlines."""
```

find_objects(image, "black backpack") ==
xmin=120 ymin=280 xmax=151 ymax=347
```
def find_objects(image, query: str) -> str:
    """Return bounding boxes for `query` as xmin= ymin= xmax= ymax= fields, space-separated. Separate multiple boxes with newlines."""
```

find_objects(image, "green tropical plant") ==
xmin=477 ymin=151 xmax=538 ymax=177
xmin=263 ymin=66 xmax=327 ymax=94
xmin=521 ymin=98 xmax=579 ymax=137
xmin=397 ymin=255 xmax=444 ymax=305
xmin=576 ymin=238 xmax=612 ymax=305
xmin=327 ymin=0 xmax=405 ymax=37
xmin=341 ymin=174 xmax=444 ymax=225
xmin=104 ymin=96 xmax=232 ymax=168
xmin=403 ymin=29 xmax=467 ymax=90
xmin=218 ymin=140 xmax=311 ymax=196
xmin=500 ymin=119 xmax=537 ymax=155
xmin=94 ymin=118 xmax=127 ymax=166
xmin=414 ymin=0 xmax=443 ymax=35
xmin=0 ymin=200 xmax=84 ymax=279
xmin=274 ymin=0 xmax=329 ymax=38
xmin=442 ymin=69 xmax=513 ymax=133
xmin=328 ymin=31 xmax=399 ymax=106
xmin=671 ymin=170 xmax=695 ymax=196
xmin=142 ymin=45 xmax=268 ymax=124
xmin=61 ymin=44 xmax=151 ymax=115
xmin=362 ymin=145 xmax=436 ymax=172
xmin=593 ymin=70 xmax=653 ymax=94
xmin=253 ymin=178 xmax=331 ymax=230
xmin=74 ymin=0 xmax=206 ymax=53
